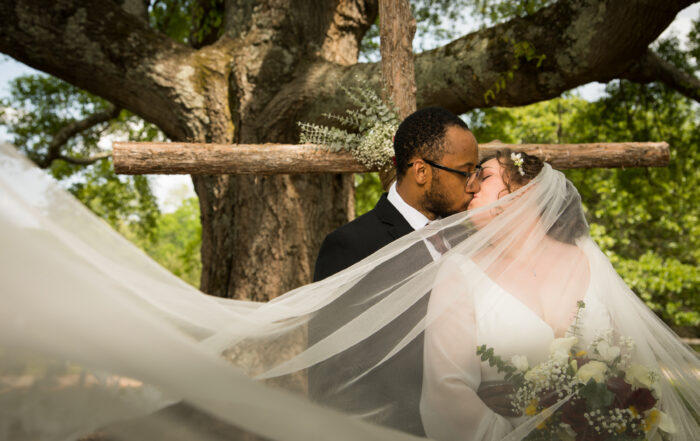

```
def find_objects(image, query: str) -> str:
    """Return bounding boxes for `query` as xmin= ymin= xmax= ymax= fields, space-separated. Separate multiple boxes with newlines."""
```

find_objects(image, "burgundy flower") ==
xmin=561 ymin=398 xmax=588 ymax=434
xmin=606 ymin=376 xmax=632 ymax=408
xmin=627 ymin=387 xmax=657 ymax=413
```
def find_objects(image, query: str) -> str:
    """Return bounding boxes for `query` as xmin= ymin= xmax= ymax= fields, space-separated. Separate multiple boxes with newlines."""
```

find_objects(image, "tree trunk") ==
xmin=191 ymin=0 xmax=374 ymax=300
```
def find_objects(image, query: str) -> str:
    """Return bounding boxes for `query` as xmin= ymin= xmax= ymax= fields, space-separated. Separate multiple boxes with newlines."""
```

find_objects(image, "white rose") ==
xmin=549 ymin=337 xmax=578 ymax=363
xmin=576 ymin=361 xmax=608 ymax=383
xmin=511 ymin=355 xmax=529 ymax=372
xmin=595 ymin=341 xmax=621 ymax=362
xmin=625 ymin=363 xmax=653 ymax=389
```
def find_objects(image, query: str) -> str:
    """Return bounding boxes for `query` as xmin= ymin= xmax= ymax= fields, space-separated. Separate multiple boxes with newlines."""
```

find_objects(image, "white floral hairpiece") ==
xmin=510 ymin=152 xmax=525 ymax=176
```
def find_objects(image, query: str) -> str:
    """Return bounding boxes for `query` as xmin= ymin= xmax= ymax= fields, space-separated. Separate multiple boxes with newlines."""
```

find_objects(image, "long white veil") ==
xmin=1 ymin=143 xmax=698 ymax=441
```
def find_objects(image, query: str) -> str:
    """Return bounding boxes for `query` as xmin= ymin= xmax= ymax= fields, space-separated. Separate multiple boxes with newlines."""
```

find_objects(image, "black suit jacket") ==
xmin=310 ymin=194 xmax=431 ymax=436
xmin=314 ymin=194 xmax=414 ymax=281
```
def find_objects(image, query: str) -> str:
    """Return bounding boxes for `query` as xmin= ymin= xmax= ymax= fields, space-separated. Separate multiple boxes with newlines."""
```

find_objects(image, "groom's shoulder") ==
xmin=322 ymin=201 xmax=388 ymax=248
xmin=313 ymin=195 xmax=398 ymax=281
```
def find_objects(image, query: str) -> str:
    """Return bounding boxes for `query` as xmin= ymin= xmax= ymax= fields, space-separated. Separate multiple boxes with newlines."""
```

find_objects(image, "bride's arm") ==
xmin=420 ymin=258 xmax=513 ymax=441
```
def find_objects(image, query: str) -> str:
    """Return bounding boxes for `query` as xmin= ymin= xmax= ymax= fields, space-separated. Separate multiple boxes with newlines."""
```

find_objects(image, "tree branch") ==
xmin=275 ymin=0 xmax=696 ymax=127
xmin=411 ymin=0 xmax=697 ymax=112
xmin=0 ymin=0 xmax=233 ymax=141
xmin=620 ymin=49 xmax=700 ymax=102
xmin=56 ymin=151 xmax=113 ymax=167
xmin=37 ymin=105 xmax=120 ymax=168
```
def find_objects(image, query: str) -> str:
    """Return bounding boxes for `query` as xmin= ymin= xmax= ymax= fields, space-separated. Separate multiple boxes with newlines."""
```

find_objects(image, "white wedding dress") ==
xmin=420 ymin=245 xmax=612 ymax=441
xmin=1 ymin=143 xmax=698 ymax=441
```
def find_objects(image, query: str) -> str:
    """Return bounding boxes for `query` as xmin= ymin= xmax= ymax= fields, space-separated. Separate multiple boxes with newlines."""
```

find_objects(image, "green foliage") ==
xmin=124 ymin=197 xmax=203 ymax=288
xmin=471 ymin=0 xmax=556 ymax=25
xmin=579 ymin=379 xmax=615 ymax=412
xmin=150 ymin=0 xmax=192 ymax=43
xmin=298 ymin=81 xmax=400 ymax=170
xmin=476 ymin=344 xmax=524 ymax=386
xmin=149 ymin=0 xmax=224 ymax=46
xmin=355 ymin=172 xmax=383 ymax=216
xmin=1 ymin=71 xmax=202 ymax=287
xmin=0 ymin=74 xmax=163 ymax=241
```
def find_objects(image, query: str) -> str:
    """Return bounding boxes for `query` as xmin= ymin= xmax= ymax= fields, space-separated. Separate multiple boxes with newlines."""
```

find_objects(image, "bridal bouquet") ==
xmin=477 ymin=305 xmax=675 ymax=441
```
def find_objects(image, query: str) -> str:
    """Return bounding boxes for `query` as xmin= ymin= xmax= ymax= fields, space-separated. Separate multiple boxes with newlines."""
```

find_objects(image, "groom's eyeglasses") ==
xmin=409 ymin=158 xmax=482 ymax=182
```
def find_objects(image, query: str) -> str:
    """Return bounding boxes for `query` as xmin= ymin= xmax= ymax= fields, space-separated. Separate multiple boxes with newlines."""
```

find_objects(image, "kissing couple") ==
xmin=0 ymin=108 xmax=698 ymax=441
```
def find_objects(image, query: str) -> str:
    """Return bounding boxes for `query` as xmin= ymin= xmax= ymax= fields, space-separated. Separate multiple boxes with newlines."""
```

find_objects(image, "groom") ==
xmin=310 ymin=107 xmax=480 ymax=436
xmin=314 ymin=106 xmax=480 ymax=280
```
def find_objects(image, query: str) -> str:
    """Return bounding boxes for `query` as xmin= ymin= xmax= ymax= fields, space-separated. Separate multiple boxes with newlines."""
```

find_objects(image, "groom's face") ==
xmin=421 ymin=126 xmax=479 ymax=218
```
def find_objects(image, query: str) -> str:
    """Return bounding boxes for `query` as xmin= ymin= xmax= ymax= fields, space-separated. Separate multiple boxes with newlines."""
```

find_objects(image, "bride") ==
xmin=0 ymin=142 xmax=698 ymax=441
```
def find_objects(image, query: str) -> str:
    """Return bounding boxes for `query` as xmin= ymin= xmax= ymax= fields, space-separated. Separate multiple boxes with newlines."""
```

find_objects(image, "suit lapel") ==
xmin=374 ymin=194 xmax=414 ymax=240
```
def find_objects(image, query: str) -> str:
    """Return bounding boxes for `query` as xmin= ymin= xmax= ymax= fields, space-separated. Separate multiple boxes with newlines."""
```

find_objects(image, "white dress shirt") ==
xmin=387 ymin=182 xmax=431 ymax=230
xmin=387 ymin=182 xmax=447 ymax=260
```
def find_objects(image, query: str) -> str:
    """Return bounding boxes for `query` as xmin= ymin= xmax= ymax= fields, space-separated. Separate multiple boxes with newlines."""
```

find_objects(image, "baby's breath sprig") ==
xmin=298 ymin=79 xmax=401 ymax=171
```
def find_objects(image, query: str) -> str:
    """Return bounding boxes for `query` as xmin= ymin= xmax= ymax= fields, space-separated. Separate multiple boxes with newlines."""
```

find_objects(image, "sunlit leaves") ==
xmin=0 ymin=74 xmax=164 ymax=241
xmin=122 ymin=197 xmax=202 ymax=287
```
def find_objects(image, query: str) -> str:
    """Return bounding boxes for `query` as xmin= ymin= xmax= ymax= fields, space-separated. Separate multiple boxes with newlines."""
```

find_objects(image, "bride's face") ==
xmin=468 ymin=158 xmax=509 ymax=210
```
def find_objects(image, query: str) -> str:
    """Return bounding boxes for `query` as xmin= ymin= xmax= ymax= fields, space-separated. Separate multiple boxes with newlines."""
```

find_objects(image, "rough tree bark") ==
xmin=378 ymin=0 xmax=417 ymax=188
xmin=0 ymin=0 xmax=697 ymax=300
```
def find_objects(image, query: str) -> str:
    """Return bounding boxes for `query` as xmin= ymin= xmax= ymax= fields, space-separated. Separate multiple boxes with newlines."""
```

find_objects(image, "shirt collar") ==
xmin=387 ymin=182 xmax=431 ymax=231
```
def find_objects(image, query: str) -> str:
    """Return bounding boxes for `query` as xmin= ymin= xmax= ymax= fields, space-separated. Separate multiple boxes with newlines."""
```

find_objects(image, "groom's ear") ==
xmin=411 ymin=159 xmax=430 ymax=185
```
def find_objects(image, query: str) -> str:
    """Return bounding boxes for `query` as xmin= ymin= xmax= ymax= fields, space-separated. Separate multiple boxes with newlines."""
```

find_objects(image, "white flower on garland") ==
xmin=298 ymin=79 xmax=400 ymax=171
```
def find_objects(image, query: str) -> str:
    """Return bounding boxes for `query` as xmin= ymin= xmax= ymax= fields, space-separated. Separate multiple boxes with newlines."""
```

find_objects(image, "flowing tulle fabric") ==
xmin=0 ymin=143 xmax=698 ymax=441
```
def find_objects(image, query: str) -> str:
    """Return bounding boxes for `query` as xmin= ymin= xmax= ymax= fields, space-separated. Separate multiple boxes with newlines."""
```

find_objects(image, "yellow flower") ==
xmin=643 ymin=408 xmax=677 ymax=433
xmin=525 ymin=399 xmax=538 ymax=416
xmin=643 ymin=409 xmax=660 ymax=432
xmin=576 ymin=350 xmax=587 ymax=357
xmin=628 ymin=406 xmax=639 ymax=417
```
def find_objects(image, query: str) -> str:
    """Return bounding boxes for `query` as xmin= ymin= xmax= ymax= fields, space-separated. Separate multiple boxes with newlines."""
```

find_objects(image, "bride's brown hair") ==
xmin=481 ymin=149 xmax=588 ymax=244
xmin=479 ymin=148 xmax=544 ymax=191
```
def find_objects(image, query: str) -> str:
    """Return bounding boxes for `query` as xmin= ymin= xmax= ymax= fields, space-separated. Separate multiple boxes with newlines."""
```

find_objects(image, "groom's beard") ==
xmin=422 ymin=176 xmax=470 ymax=218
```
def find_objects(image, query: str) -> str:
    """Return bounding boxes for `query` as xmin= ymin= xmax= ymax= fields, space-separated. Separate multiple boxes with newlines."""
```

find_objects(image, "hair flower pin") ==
xmin=511 ymin=152 xmax=525 ymax=176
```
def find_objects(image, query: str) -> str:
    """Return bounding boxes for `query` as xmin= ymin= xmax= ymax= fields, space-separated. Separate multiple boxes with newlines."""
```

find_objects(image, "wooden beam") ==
xmin=113 ymin=141 xmax=670 ymax=175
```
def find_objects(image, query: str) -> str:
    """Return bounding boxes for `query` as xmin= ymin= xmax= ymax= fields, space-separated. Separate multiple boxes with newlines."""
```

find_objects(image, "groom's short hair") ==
xmin=393 ymin=106 xmax=470 ymax=180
